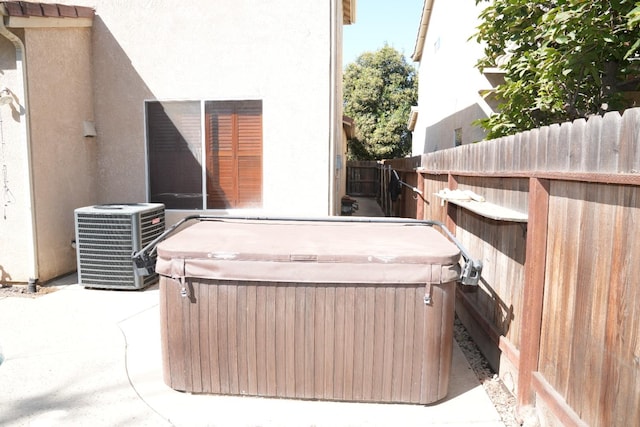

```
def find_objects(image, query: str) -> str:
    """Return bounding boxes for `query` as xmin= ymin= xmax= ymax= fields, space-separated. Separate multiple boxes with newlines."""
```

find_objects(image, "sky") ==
xmin=343 ymin=0 xmax=425 ymax=67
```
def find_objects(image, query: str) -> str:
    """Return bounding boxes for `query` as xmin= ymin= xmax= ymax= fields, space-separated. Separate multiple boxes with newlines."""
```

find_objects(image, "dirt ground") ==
xmin=0 ymin=284 xmax=59 ymax=298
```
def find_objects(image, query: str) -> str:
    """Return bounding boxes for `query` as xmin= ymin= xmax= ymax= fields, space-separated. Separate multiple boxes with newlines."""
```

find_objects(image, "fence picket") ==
xmin=584 ymin=114 xmax=603 ymax=172
xmin=618 ymin=108 xmax=640 ymax=173
xmin=599 ymin=112 xmax=622 ymax=172
xmin=569 ymin=118 xmax=586 ymax=171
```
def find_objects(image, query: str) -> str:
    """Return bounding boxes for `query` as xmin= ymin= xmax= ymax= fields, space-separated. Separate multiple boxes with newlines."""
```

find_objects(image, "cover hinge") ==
xmin=424 ymin=282 xmax=433 ymax=305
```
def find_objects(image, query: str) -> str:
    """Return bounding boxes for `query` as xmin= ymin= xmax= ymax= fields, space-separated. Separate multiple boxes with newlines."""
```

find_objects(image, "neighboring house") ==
xmin=409 ymin=0 xmax=499 ymax=155
xmin=0 ymin=0 xmax=356 ymax=284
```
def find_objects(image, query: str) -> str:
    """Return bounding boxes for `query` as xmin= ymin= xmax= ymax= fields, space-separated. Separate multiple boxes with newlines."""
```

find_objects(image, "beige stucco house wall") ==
xmin=409 ymin=0 xmax=495 ymax=155
xmin=0 ymin=0 xmax=355 ymax=284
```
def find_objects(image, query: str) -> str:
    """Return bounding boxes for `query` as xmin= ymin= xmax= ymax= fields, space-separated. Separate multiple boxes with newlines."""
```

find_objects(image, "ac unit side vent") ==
xmin=74 ymin=203 xmax=165 ymax=290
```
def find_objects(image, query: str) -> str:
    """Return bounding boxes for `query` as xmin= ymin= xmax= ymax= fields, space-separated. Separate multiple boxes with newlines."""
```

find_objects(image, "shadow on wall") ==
xmin=0 ymin=34 xmax=16 ymax=71
xmin=92 ymin=16 xmax=231 ymax=210
xmin=461 ymin=277 xmax=515 ymax=337
xmin=0 ymin=265 xmax=11 ymax=285
xmin=146 ymin=100 xmax=205 ymax=209
xmin=422 ymin=103 xmax=489 ymax=153
xmin=91 ymin=16 xmax=156 ymax=204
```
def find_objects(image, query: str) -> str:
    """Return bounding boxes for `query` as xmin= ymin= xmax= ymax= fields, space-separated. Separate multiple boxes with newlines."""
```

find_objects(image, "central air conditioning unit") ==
xmin=74 ymin=203 xmax=165 ymax=290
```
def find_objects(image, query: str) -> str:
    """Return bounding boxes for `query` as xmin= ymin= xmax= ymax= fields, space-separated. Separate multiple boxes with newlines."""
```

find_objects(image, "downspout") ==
xmin=328 ymin=0 xmax=338 ymax=216
xmin=0 ymin=11 xmax=39 ymax=288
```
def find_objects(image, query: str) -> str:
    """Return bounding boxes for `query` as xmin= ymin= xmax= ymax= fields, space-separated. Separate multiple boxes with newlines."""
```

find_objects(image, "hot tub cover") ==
xmin=155 ymin=219 xmax=461 ymax=285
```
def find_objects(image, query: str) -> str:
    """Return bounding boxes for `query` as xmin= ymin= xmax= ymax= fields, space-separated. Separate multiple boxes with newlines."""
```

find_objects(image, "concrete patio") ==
xmin=0 ymin=198 xmax=505 ymax=426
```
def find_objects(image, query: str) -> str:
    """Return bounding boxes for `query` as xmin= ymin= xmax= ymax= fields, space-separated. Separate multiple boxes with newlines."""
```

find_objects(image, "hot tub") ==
xmin=155 ymin=218 xmax=462 ymax=404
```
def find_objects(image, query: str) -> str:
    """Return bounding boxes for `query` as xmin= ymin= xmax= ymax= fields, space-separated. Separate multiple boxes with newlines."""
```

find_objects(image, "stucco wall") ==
xmin=1 ymin=0 xmax=346 ymax=283
xmin=25 ymin=27 xmax=97 ymax=281
xmin=0 ymin=34 xmax=34 ymax=284
xmin=411 ymin=0 xmax=491 ymax=155
xmin=79 ymin=0 xmax=340 ymax=216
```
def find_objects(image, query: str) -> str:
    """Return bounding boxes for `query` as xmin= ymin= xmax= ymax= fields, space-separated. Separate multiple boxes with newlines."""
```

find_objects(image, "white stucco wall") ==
xmin=0 ymin=35 xmax=34 ymax=284
xmin=74 ymin=0 xmax=342 ymax=217
xmin=412 ymin=0 xmax=492 ymax=155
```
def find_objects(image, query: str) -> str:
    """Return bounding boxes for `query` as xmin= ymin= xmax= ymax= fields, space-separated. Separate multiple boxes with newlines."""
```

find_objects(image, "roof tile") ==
xmin=75 ymin=6 xmax=93 ymax=18
xmin=3 ymin=2 xmax=25 ymax=16
xmin=40 ymin=3 xmax=60 ymax=17
xmin=21 ymin=1 xmax=43 ymax=16
xmin=56 ymin=4 xmax=78 ymax=18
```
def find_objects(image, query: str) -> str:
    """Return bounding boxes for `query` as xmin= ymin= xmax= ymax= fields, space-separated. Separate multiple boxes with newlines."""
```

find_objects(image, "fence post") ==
xmin=380 ymin=164 xmax=388 ymax=216
xmin=416 ymin=171 xmax=425 ymax=220
xmin=518 ymin=178 xmax=550 ymax=410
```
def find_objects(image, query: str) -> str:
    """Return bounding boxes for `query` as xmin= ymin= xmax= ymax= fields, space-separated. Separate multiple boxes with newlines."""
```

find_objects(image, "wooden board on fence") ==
xmin=435 ymin=196 xmax=528 ymax=222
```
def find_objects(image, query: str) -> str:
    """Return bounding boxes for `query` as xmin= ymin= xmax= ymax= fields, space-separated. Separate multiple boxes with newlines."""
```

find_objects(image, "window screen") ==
xmin=147 ymin=101 xmax=203 ymax=209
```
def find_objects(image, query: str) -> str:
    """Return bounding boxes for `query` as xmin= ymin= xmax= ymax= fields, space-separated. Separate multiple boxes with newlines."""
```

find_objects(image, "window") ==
xmin=146 ymin=100 xmax=263 ymax=210
xmin=454 ymin=127 xmax=462 ymax=147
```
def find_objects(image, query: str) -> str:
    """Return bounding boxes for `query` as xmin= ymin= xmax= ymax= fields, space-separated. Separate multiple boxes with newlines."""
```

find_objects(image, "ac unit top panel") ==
xmin=75 ymin=203 xmax=165 ymax=216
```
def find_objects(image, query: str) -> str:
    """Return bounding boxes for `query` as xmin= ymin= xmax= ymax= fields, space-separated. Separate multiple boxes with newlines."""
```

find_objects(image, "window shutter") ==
xmin=206 ymin=101 xmax=262 ymax=209
xmin=236 ymin=101 xmax=263 ymax=208
xmin=206 ymin=103 xmax=235 ymax=209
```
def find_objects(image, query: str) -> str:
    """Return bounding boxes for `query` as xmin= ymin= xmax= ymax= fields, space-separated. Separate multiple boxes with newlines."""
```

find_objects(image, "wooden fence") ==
xmin=346 ymin=160 xmax=380 ymax=197
xmin=386 ymin=108 xmax=640 ymax=426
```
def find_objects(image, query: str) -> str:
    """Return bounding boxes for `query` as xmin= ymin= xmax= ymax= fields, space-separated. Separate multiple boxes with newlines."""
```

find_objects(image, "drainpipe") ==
xmin=0 ymin=11 xmax=39 ymax=288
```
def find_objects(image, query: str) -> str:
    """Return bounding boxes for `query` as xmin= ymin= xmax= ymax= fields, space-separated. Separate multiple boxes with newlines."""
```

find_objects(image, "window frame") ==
xmin=145 ymin=99 xmax=263 ymax=211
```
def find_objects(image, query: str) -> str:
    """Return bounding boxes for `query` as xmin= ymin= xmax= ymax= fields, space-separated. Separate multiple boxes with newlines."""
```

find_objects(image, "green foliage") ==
xmin=474 ymin=0 xmax=640 ymax=139
xmin=343 ymin=45 xmax=418 ymax=160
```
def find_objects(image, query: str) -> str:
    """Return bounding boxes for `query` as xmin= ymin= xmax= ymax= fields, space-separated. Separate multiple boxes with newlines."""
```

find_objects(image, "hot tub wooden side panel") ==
xmin=159 ymin=277 xmax=455 ymax=404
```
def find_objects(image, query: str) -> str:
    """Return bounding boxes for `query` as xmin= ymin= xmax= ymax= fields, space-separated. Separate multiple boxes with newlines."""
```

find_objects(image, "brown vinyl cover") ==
xmin=155 ymin=219 xmax=461 ymax=285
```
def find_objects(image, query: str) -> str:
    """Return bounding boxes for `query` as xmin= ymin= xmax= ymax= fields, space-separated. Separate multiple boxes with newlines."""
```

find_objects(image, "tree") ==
xmin=474 ymin=0 xmax=640 ymax=139
xmin=343 ymin=45 xmax=418 ymax=160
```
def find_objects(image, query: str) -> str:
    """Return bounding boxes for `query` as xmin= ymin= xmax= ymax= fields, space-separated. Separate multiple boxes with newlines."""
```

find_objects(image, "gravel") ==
xmin=0 ymin=284 xmax=58 ymax=298
xmin=454 ymin=316 xmax=520 ymax=426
